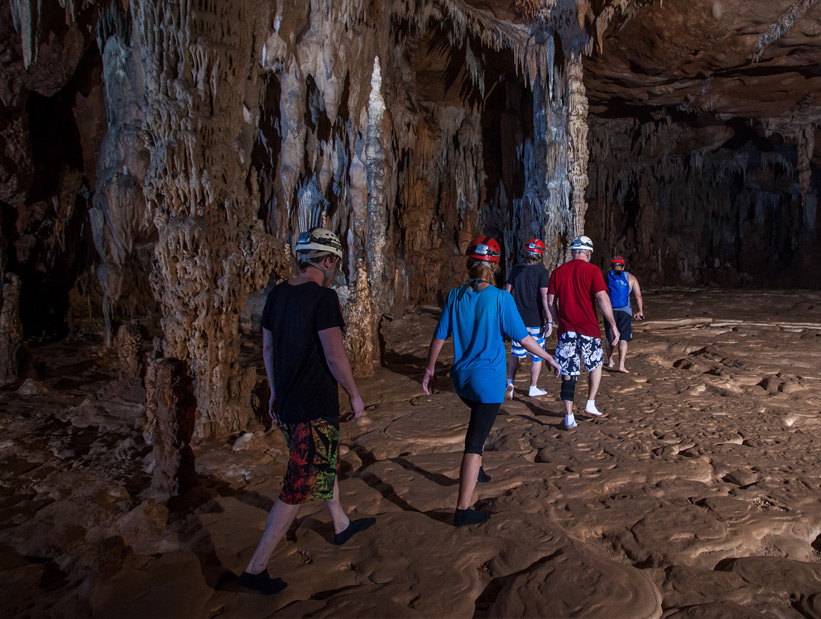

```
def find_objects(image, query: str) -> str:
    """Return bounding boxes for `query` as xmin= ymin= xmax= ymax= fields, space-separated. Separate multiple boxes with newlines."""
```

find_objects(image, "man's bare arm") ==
xmin=630 ymin=274 xmax=644 ymax=318
xmin=595 ymin=290 xmax=620 ymax=346
xmin=318 ymin=327 xmax=365 ymax=418
xmin=262 ymin=328 xmax=277 ymax=421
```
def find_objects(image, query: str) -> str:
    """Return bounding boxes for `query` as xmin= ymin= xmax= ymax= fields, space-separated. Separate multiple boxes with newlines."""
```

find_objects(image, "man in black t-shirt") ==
xmin=504 ymin=238 xmax=553 ymax=398
xmin=238 ymin=228 xmax=375 ymax=596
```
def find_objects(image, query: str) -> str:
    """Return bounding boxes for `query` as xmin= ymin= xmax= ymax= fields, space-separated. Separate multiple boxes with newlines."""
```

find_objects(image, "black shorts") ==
xmin=605 ymin=311 xmax=633 ymax=342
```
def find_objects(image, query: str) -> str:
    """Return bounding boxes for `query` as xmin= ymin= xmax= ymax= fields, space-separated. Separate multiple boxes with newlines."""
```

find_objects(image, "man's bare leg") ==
xmin=605 ymin=338 xmax=614 ymax=368
xmin=324 ymin=478 xmax=350 ymax=534
xmin=326 ymin=477 xmax=376 ymax=544
xmin=584 ymin=365 xmax=604 ymax=416
xmin=245 ymin=499 xmax=301 ymax=575
xmin=530 ymin=360 xmax=542 ymax=387
xmin=617 ymin=340 xmax=629 ymax=373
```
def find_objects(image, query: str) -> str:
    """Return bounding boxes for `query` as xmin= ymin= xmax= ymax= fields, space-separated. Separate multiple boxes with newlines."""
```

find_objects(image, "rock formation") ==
xmin=1 ymin=0 xmax=819 ymax=436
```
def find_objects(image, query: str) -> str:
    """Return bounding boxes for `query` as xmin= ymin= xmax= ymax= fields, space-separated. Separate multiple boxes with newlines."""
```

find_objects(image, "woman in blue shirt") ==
xmin=422 ymin=236 xmax=561 ymax=527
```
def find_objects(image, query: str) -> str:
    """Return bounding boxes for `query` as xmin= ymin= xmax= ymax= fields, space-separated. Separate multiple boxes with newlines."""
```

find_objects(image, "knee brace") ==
xmin=560 ymin=375 xmax=577 ymax=401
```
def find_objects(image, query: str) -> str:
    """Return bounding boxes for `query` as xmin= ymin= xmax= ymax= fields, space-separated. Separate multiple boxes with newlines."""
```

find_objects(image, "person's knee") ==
xmin=560 ymin=375 xmax=577 ymax=401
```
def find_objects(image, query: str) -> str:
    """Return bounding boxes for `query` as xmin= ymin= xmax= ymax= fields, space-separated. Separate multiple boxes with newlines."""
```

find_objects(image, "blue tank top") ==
xmin=607 ymin=270 xmax=631 ymax=308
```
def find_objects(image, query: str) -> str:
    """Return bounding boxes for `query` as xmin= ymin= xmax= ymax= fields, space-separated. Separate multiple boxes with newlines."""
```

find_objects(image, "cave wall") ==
xmin=1 ymin=0 xmax=597 ymax=436
xmin=585 ymin=114 xmax=821 ymax=288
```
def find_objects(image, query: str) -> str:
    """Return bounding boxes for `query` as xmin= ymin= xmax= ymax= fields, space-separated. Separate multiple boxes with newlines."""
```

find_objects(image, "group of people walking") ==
xmin=238 ymin=227 xmax=643 ymax=595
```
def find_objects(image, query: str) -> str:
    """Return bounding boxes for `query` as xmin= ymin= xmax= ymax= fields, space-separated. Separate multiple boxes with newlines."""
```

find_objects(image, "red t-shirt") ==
xmin=547 ymin=259 xmax=607 ymax=338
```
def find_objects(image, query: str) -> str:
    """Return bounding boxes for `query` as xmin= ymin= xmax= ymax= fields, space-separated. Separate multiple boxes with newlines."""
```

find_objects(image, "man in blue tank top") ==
xmin=604 ymin=256 xmax=644 ymax=373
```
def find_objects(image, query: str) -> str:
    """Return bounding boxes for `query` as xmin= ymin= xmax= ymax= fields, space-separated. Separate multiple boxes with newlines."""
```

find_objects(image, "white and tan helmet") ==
xmin=295 ymin=227 xmax=343 ymax=260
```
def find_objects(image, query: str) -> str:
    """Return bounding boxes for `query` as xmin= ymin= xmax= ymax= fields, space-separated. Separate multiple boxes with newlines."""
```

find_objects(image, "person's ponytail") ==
xmin=466 ymin=258 xmax=497 ymax=291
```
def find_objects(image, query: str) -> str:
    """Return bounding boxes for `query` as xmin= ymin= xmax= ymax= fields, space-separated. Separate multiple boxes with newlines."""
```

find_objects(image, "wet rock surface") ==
xmin=0 ymin=290 xmax=820 ymax=617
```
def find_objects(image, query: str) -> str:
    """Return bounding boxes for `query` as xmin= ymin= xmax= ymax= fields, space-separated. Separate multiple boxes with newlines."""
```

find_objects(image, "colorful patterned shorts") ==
xmin=511 ymin=326 xmax=546 ymax=361
xmin=279 ymin=418 xmax=340 ymax=505
xmin=555 ymin=331 xmax=603 ymax=376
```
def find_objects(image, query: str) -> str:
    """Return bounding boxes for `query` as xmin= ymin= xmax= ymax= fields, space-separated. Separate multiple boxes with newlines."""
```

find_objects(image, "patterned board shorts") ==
xmin=511 ymin=326 xmax=546 ymax=361
xmin=555 ymin=331 xmax=604 ymax=376
xmin=279 ymin=418 xmax=340 ymax=505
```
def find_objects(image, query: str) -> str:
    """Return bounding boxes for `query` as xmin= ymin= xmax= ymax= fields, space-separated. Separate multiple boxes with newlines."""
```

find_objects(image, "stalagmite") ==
xmin=146 ymin=357 xmax=197 ymax=499
xmin=117 ymin=322 xmax=143 ymax=381
xmin=0 ymin=273 xmax=23 ymax=385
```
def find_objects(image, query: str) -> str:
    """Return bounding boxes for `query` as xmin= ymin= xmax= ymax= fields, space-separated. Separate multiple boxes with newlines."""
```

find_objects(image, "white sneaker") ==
xmin=505 ymin=382 xmax=514 ymax=399
xmin=528 ymin=386 xmax=548 ymax=397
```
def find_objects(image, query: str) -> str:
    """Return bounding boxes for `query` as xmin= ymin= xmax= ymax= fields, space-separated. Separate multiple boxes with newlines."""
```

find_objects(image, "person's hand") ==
xmin=350 ymin=394 xmax=365 ymax=419
xmin=609 ymin=329 xmax=620 ymax=347
xmin=634 ymin=312 xmax=644 ymax=320
xmin=545 ymin=322 xmax=553 ymax=338
xmin=422 ymin=367 xmax=437 ymax=395
xmin=268 ymin=393 xmax=280 ymax=425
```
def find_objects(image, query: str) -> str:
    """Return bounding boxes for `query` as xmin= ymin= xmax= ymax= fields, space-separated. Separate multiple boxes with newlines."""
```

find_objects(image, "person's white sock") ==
xmin=585 ymin=400 xmax=602 ymax=416
xmin=506 ymin=379 xmax=514 ymax=386
xmin=564 ymin=413 xmax=576 ymax=427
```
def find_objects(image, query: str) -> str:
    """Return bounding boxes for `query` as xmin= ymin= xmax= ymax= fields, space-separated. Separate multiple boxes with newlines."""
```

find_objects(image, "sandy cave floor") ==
xmin=2 ymin=289 xmax=821 ymax=618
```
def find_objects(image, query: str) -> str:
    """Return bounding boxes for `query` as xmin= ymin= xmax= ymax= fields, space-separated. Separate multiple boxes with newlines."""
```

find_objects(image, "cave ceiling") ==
xmin=584 ymin=0 xmax=821 ymax=125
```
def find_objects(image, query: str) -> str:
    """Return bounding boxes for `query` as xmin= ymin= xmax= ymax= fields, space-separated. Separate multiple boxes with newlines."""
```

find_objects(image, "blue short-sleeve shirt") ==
xmin=434 ymin=284 xmax=528 ymax=403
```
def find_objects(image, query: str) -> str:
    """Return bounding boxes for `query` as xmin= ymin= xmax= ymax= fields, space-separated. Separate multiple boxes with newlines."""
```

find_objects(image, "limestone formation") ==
xmin=0 ymin=273 xmax=23 ymax=385
xmin=116 ymin=322 xmax=143 ymax=380
xmin=1 ymin=0 xmax=819 ymax=440
xmin=146 ymin=357 xmax=197 ymax=498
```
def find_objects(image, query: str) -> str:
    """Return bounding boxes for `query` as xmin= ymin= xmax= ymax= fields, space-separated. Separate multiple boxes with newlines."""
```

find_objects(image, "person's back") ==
xmin=606 ymin=269 xmax=632 ymax=310
xmin=508 ymin=262 xmax=550 ymax=326
xmin=437 ymin=283 xmax=524 ymax=402
xmin=261 ymin=280 xmax=342 ymax=424
xmin=548 ymin=259 xmax=605 ymax=337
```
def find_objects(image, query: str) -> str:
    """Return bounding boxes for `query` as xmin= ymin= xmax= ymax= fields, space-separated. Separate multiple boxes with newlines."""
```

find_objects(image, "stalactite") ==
xmin=131 ymin=0 xmax=276 ymax=438
xmin=753 ymin=0 xmax=820 ymax=62
xmin=90 ymin=1 xmax=153 ymax=347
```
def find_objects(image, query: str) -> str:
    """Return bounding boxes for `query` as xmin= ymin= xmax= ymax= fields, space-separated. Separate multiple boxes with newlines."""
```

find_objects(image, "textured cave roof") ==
xmin=583 ymin=0 xmax=821 ymax=122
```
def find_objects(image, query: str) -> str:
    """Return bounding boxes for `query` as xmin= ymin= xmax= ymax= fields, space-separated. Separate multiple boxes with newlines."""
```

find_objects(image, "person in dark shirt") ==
xmin=238 ymin=228 xmax=374 ymax=595
xmin=504 ymin=238 xmax=553 ymax=398
xmin=547 ymin=235 xmax=619 ymax=431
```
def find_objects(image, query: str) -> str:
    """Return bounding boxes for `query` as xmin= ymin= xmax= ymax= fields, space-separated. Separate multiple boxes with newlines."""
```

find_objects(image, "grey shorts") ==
xmin=555 ymin=331 xmax=603 ymax=376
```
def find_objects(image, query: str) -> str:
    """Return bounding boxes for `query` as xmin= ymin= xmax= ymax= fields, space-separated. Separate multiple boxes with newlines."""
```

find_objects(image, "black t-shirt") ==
xmin=260 ymin=281 xmax=345 ymax=424
xmin=506 ymin=263 xmax=551 ymax=326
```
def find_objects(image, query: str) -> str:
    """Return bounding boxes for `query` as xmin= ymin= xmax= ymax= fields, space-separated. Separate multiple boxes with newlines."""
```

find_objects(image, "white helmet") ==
xmin=569 ymin=235 xmax=594 ymax=253
xmin=295 ymin=227 xmax=343 ymax=260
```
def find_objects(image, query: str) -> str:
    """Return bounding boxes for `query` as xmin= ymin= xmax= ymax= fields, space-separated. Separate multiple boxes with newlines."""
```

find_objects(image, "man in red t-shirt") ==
xmin=547 ymin=235 xmax=619 ymax=431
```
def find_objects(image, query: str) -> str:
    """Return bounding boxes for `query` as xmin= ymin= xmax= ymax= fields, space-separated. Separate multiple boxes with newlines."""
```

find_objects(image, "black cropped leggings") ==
xmin=460 ymin=397 xmax=501 ymax=455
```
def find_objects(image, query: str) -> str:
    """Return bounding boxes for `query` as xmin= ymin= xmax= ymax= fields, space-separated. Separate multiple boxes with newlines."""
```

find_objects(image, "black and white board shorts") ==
xmin=555 ymin=331 xmax=603 ymax=376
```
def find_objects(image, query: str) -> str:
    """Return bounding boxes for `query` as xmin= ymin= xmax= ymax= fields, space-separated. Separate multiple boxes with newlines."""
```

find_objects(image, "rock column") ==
xmin=131 ymin=0 xmax=275 ymax=437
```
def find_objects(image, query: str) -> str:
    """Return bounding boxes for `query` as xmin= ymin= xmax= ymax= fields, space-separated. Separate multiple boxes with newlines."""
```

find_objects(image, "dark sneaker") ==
xmin=453 ymin=508 xmax=491 ymax=527
xmin=334 ymin=517 xmax=376 ymax=545
xmin=477 ymin=466 xmax=491 ymax=483
xmin=238 ymin=570 xmax=287 ymax=595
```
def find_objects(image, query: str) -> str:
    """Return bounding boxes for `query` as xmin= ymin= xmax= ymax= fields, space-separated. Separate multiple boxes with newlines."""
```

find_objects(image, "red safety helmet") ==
xmin=466 ymin=236 xmax=501 ymax=262
xmin=611 ymin=256 xmax=626 ymax=266
xmin=526 ymin=238 xmax=545 ymax=255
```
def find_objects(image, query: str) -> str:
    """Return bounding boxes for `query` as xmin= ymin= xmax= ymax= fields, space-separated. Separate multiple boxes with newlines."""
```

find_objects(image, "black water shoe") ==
xmin=238 ymin=569 xmax=287 ymax=595
xmin=334 ymin=517 xmax=376 ymax=545
xmin=454 ymin=508 xmax=491 ymax=527
xmin=477 ymin=466 xmax=491 ymax=483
